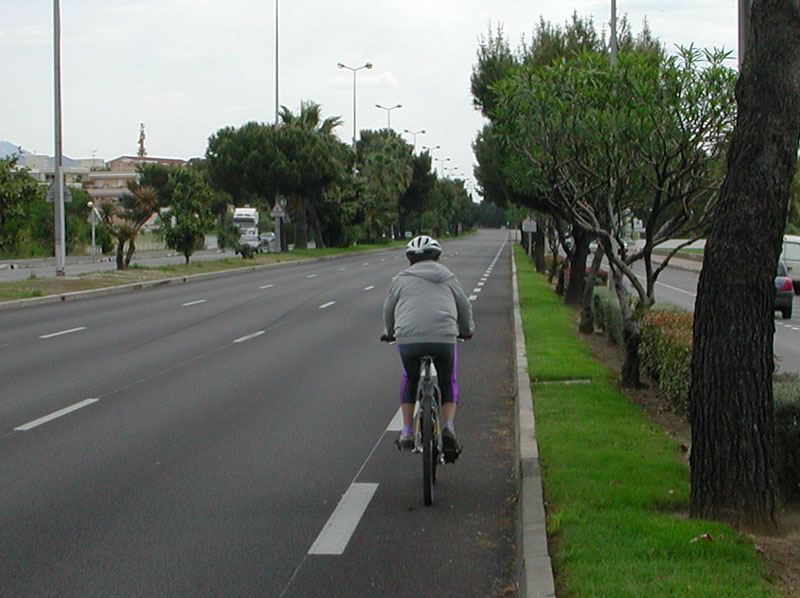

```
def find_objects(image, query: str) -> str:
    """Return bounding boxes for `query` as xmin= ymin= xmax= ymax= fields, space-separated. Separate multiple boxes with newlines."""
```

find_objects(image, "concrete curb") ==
xmin=0 ymin=249 xmax=397 ymax=313
xmin=511 ymin=246 xmax=556 ymax=598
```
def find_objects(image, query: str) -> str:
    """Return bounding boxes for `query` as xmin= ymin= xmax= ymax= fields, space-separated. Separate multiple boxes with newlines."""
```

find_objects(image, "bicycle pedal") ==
xmin=443 ymin=445 xmax=462 ymax=463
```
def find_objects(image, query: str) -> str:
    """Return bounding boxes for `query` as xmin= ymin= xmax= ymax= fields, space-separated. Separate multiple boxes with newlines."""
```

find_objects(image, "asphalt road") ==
xmin=639 ymin=262 xmax=800 ymax=373
xmin=0 ymin=229 xmax=517 ymax=597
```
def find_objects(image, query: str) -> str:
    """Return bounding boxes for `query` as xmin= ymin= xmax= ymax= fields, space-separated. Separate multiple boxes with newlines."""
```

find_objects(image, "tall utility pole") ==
xmin=738 ymin=0 xmax=752 ymax=70
xmin=53 ymin=0 xmax=66 ymax=276
xmin=609 ymin=0 xmax=618 ymax=66
xmin=275 ymin=0 xmax=279 ymax=123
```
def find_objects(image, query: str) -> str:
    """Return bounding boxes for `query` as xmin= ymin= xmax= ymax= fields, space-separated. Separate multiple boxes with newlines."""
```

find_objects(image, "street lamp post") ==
xmin=375 ymin=103 xmax=402 ymax=129
xmin=738 ymin=0 xmax=752 ymax=69
xmin=337 ymin=61 xmax=373 ymax=168
xmin=275 ymin=0 xmax=280 ymax=123
xmin=609 ymin=0 xmax=618 ymax=66
xmin=53 ymin=0 xmax=66 ymax=276
xmin=435 ymin=157 xmax=450 ymax=177
xmin=403 ymin=128 xmax=425 ymax=150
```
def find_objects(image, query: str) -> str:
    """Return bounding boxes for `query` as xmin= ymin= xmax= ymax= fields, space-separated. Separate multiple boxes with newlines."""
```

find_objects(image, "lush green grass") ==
xmin=514 ymin=244 xmax=777 ymax=598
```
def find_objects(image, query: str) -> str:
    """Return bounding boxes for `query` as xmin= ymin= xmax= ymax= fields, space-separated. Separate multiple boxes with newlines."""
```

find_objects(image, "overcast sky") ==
xmin=1 ymin=1 xmax=739 ymax=193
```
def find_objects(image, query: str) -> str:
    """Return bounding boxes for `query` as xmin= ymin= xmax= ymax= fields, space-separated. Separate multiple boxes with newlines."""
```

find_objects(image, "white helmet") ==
xmin=406 ymin=235 xmax=442 ymax=258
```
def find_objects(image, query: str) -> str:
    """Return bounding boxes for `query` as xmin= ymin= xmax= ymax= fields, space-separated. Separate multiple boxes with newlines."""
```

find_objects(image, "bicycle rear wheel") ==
xmin=422 ymin=402 xmax=434 ymax=506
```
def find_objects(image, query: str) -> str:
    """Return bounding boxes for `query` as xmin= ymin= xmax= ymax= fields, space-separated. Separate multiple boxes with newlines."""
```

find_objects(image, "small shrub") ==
xmin=237 ymin=243 xmax=255 ymax=259
xmin=640 ymin=310 xmax=694 ymax=414
xmin=774 ymin=373 xmax=800 ymax=500
xmin=592 ymin=287 xmax=625 ymax=345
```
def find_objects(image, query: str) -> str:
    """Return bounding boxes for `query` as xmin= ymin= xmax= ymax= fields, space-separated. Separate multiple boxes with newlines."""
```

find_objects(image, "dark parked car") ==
xmin=776 ymin=260 xmax=794 ymax=319
xmin=259 ymin=232 xmax=276 ymax=252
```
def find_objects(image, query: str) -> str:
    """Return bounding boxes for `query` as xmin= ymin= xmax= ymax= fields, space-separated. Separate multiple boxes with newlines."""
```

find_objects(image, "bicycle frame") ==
xmin=414 ymin=357 xmax=444 ymax=463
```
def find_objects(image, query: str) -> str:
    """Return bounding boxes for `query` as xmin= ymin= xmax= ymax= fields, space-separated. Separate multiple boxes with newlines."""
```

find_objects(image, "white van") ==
xmin=781 ymin=234 xmax=800 ymax=294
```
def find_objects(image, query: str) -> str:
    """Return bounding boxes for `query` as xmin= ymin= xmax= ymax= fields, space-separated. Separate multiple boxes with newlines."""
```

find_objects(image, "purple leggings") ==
xmin=398 ymin=342 xmax=458 ymax=405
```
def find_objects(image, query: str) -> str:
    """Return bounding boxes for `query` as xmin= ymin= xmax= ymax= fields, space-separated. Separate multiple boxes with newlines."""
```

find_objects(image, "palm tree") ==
xmin=100 ymin=185 xmax=159 ymax=269
xmin=274 ymin=101 xmax=346 ymax=248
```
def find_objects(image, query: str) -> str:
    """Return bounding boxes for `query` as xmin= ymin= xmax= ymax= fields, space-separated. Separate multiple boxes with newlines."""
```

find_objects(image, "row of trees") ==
xmin=0 ymin=101 xmax=479 ymax=265
xmin=473 ymin=16 xmax=737 ymax=388
xmin=205 ymin=101 xmax=478 ymax=251
xmin=472 ymin=8 xmax=800 ymax=528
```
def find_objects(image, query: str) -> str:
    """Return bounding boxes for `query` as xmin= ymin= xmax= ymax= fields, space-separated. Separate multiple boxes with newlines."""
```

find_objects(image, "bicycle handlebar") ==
xmin=380 ymin=334 xmax=472 ymax=343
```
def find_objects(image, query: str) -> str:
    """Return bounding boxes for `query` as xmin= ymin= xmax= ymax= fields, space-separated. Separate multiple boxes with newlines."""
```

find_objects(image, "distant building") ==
xmin=6 ymin=140 xmax=188 ymax=205
xmin=21 ymin=154 xmax=90 ymax=189
xmin=85 ymin=155 xmax=187 ymax=204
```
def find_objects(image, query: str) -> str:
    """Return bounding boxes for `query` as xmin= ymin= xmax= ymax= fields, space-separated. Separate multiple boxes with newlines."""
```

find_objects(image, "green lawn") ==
xmin=514 ymin=244 xmax=777 ymax=598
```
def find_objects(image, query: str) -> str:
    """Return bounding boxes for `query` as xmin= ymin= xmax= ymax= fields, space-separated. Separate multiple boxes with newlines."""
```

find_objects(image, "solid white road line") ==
xmin=15 ymin=398 xmax=99 ymax=431
xmin=233 ymin=330 xmax=265 ymax=343
xmin=635 ymin=274 xmax=697 ymax=297
xmin=39 ymin=327 xmax=87 ymax=339
xmin=319 ymin=301 xmax=336 ymax=309
xmin=308 ymin=483 xmax=379 ymax=555
xmin=182 ymin=299 xmax=207 ymax=307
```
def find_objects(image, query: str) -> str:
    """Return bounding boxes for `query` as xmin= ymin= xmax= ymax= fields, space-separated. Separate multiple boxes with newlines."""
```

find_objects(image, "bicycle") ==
xmin=381 ymin=335 xmax=468 ymax=506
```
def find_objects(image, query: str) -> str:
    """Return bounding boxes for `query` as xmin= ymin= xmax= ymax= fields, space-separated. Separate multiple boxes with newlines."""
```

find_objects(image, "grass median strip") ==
xmin=514 ymin=245 xmax=777 ymax=598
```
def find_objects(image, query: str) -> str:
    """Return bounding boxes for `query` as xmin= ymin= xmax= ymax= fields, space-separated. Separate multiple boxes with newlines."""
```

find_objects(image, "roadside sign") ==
xmin=522 ymin=218 xmax=537 ymax=233
xmin=271 ymin=203 xmax=286 ymax=218
xmin=46 ymin=183 xmax=73 ymax=203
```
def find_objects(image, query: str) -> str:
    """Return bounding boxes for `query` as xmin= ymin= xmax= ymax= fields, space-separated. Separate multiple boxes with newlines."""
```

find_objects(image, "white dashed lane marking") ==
xmin=234 ymin=331 xmax=265 ymax=343
xmin=182 ymin=299 xmax=207 ymax=307
xmin=308 ymin=483 xmax=379 ymax=555
xmin=14 ymin=398 xmax=99 ymax=432
xmin=40 ymin=327 xmax=87 ymax=339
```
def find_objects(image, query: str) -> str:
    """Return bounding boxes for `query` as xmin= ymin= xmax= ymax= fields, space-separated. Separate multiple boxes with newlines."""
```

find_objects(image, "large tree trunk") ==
xmin=564 ymin=227 xmax=590 ymax=307
xmin=124 ymin=236 xmax=136 ymax=269
xmin=115 ymin=239 xmax=126 ymax=271
xmin=533 ymin=226 xmax=546 ymax=274
xmin=293 ymin=196 xmax=308 ymax=249
xmin=579 ymin=244 xmax=605 ymax=334
xmin=690 ymin=0 xmax=800 ymax=527
xmin=307 ymin=202 xmax=326 ymax=249
xmin=610 ymin=264 xmax=644 ymax=388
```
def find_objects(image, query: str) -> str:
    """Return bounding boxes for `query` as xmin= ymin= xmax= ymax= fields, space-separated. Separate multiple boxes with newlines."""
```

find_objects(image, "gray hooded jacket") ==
xmin=383 ymin=260 xmax=474 ymax=344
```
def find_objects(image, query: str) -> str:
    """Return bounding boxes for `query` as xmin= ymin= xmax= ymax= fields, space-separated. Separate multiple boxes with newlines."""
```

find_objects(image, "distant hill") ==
xmin=0 ymin=140 xmax=26 ymax=159
xmin=0 ymin=141 xmax=77 ymax=166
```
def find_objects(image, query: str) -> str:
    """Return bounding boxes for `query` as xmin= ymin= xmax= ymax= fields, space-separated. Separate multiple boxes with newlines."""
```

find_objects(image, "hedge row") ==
xmin=591 ymin=287 xmax=800 ymax=500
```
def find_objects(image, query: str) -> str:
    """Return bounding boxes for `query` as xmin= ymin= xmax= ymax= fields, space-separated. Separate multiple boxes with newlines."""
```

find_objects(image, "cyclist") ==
xmin=382 ymin=235 xmax=474 ymax=460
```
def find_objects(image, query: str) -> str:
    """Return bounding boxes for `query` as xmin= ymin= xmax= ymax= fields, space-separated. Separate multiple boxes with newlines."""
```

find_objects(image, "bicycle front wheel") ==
xmin=422 ymin=403 xmax=434 ymax=506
